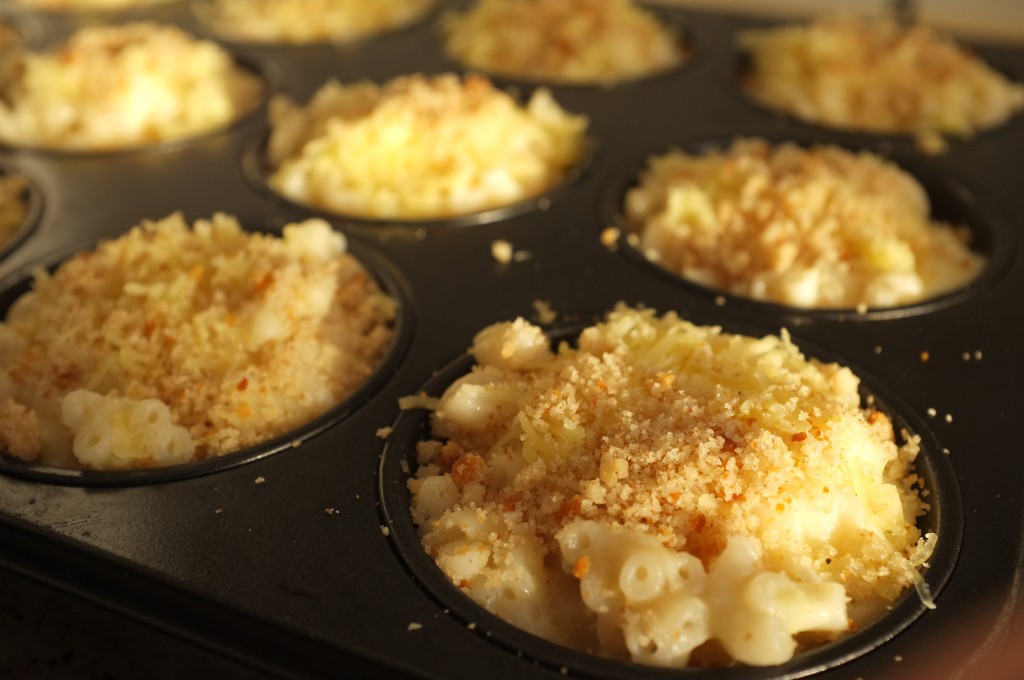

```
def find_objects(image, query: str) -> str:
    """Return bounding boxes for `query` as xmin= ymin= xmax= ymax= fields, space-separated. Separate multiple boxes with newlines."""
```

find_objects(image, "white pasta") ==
xmin=61 ymin=390 xmax=195 ymax=470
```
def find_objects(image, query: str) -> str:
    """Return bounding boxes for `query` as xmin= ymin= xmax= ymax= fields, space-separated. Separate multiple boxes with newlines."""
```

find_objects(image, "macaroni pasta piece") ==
xmin=409 ymin=305 xmax=936 ymax=667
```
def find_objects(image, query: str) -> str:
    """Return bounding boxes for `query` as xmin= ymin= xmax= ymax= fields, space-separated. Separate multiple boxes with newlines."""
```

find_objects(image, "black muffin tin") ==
xmin=0 ymin=2 xmax=1022 ymax=679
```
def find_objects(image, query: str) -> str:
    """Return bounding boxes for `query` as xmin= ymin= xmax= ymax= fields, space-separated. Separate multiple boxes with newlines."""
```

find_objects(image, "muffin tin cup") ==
xmin=597 ymin=134 xmax=1018 ymax=322
xmin=0 ymin=2 xmax=1020 ymax=679
xmin=379 ymin=319 xmax=963 ymax=680
xmin=0 ymin=231 xmax=415 ymax=487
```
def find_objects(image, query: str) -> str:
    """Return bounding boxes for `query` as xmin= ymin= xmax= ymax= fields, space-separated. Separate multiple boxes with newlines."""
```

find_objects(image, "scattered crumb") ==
xmin=291 ymin=440 xmax=301 ymax=448
xmin=927 ymin=408 xmax=937 ymax=417
xmin=974 ymin=350 xmax=983 ymax=360
xmin=255 ymin=476 xmax=266 ymax=484
xmin=874 ymin=345 xmax=883 ymax=355
xmin=376 ymin=426 xmax=393 ymax=439
xmin=380 ymin=525 xmax=391 ymax=536
xmin=945 ymin=413 xmax=953 ymax=423
xmin=532 ymin=299 xmax=557 ymax=325
xmin=961 ymin=352 xmax=970 ymax=361
xmin=414 ymin=228 xmax=427 ymax=241
xmin=537 ymin=197 xmax=551 ymax=211
xmin=943 ymin=448 xmax=950 ymax=455
xmin=714 ymin=295 xmax=726 ymax=306
xmin=407 ymin=622 xmax=423 ymax=631
xmin=215 ymin=508 xmax=223 ymax=514
xmin=491 ymin=239 xmax=513 ymax=264
xmin=920 ymin=351 xmax=930 ymax=362
xmin=325 ymin=507 xmax=337 ymax=515
xmin=400 ymin=459 xmax=410 ymax=475
xmin=855 ymin=303 xmax=868 ymax=315
xmin=915 ymin=130 xmax=949 ymax=156
xmin=600 ymin=226 xmax=620 ymax=249
xmin=560 ymin=668 xmax=569 ymax=676
xmin=398 ymin=393 xmax=441 ymax=410
xmin=894 ymin=655 xmax=904 ymax=663
xmin=467 ymin=622 xmax=477 ymax=630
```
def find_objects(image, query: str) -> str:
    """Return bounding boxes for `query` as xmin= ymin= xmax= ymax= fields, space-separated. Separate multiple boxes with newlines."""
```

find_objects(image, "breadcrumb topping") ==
xmin=442 ymin=0 xmax=685 ymax=85
xmin=739 ymin=15 xmax=1024 ymax=136
xmin=266 ymin=73 xmax=587 ymax=220
xmin=624 ymin=138 xmax=985 ymax=309
xmin=0 ymin=213 xmax=395 ymax=469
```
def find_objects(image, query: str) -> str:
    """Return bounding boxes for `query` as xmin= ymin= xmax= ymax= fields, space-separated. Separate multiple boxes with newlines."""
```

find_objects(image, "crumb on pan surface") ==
xmin=408 ymin=304 xmax=936 ymax=667
xmin=194 ymin=0 xmax=434 ymax=45
xmin=0 ymin=23 xmax=263 ymax=151
xmin=266 ymin=72 xmax=588 ymax=220
xmin=0 ymin=174 xmax=28 ymax=252
xmin=623 ymin=138 xmax=985 ymax=309
xmin=441 ymin=0 xmax=685 ymax=85
xmin=0 ymin=213 xmax=395 ymax=470
xmin=739 ymin=15 xmax=1024 ymax=136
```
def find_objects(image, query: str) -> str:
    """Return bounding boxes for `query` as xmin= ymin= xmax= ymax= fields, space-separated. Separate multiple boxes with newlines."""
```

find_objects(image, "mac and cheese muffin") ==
xmin=194 ymin=0 xmax=434 ymax=44
xmin=0 ymin=174 xmax=28 ymax=252
xmin=409 ymin=305 xmax=936 ymax=667
xmin=739 ymin=15 xmax=1024 ymax=136
xmin=11 ymin=0 xmax=169 ymax=8
xmin=0 ymin=213 xmax=395 ymax=470
xmin=266 ymin=73 xmax=588 ymax=220
xmin=0 ymin=23 xmax=263 ymax=151
xmin=623 ymin=138 xmax=985 ymax=309
xmin=441 ymin=0 xmax=685 ymax=85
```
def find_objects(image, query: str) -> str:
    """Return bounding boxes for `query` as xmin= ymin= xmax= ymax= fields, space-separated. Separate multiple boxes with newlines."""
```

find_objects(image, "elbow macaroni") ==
xmin=61 ymin=390 xmax=194 ymax=470
xmin=409 ymin=305 xmax=935 ymax=667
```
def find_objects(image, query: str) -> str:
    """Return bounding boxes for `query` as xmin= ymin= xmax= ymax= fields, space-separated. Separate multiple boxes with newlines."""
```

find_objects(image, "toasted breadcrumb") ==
xmin=0 ymin=213 xmax=395 ymax=470
xmin=442 ymin=0 xmax=685 ymax=85
xmin=491 ymin=240 xmax=514 ymax=264
xmin=739 ymin=15 xmax=1024 ymax=136
xmin=624 ymin=138 xmax=984 ymax=309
